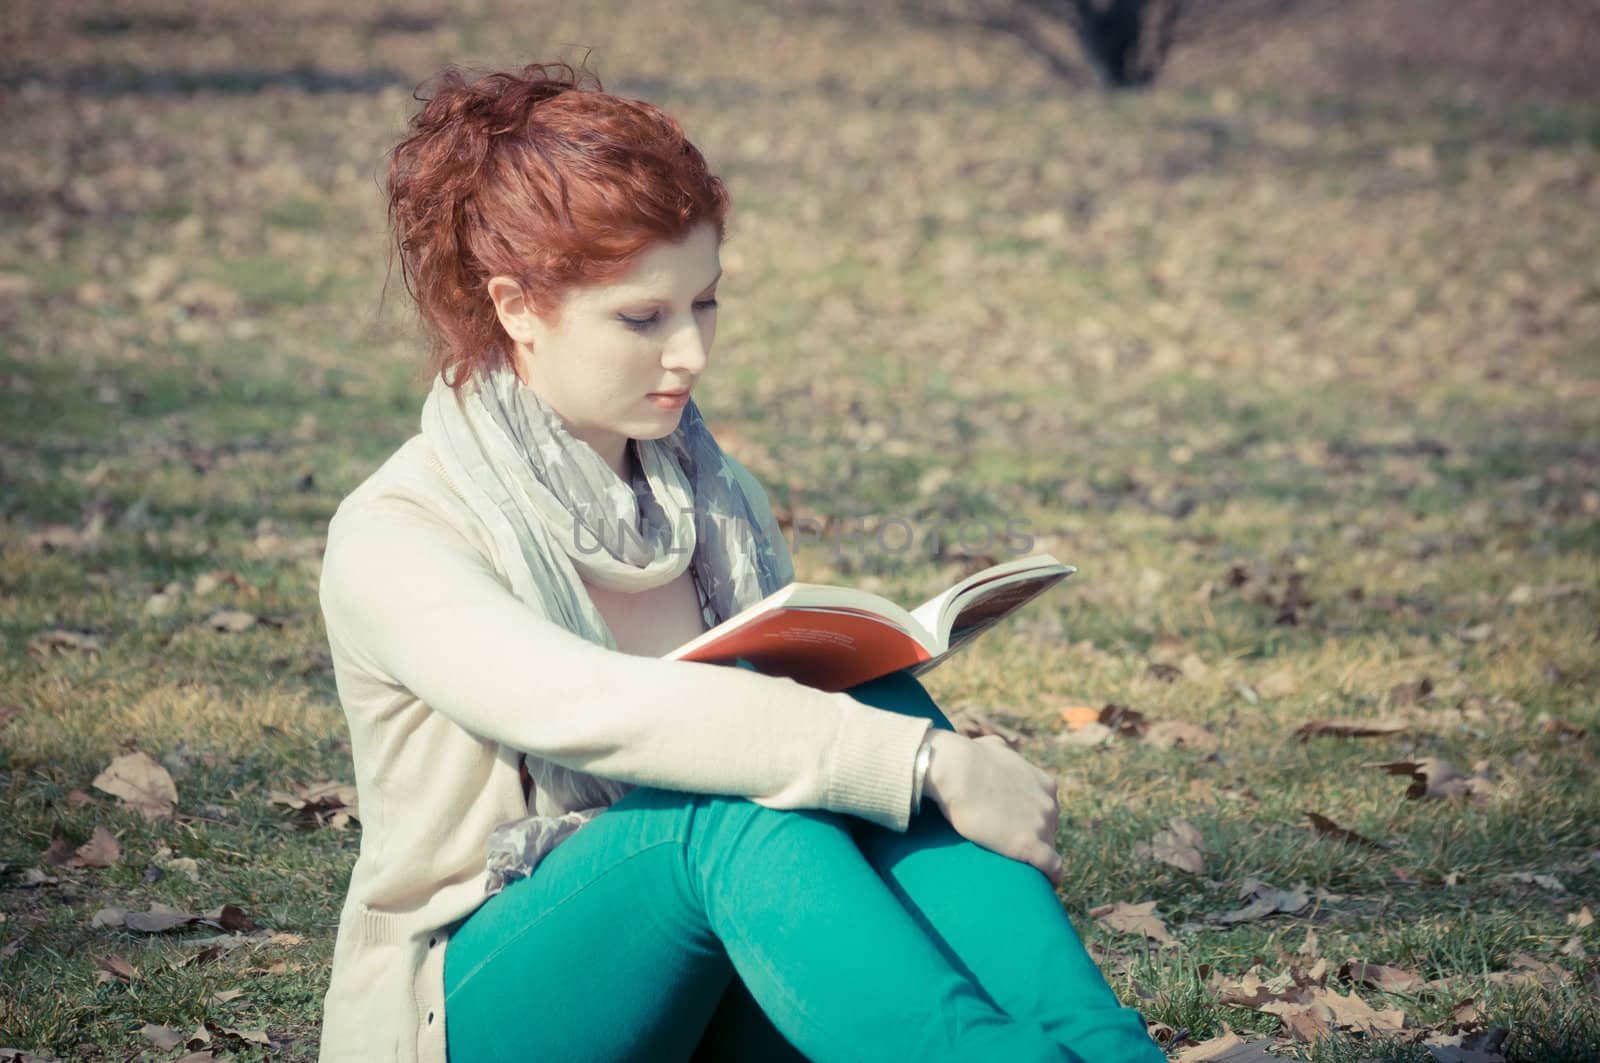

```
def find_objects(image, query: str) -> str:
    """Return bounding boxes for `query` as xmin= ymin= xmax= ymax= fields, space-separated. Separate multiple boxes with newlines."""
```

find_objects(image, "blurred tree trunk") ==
xmin=1027 ymin=0 xmax=1189 ymax=87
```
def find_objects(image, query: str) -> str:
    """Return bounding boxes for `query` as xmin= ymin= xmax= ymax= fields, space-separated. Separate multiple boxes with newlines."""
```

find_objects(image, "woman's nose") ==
xmin=662 ymin=322 xmax=709 ymax=375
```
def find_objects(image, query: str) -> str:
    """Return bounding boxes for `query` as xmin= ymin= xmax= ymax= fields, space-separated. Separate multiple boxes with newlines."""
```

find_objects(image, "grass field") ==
xmin=2 ymin=1 xmax=1597 ymax=1059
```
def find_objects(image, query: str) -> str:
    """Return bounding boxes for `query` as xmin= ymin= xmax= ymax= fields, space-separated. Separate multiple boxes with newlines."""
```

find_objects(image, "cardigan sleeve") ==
xmin=318 ymin=492 xmax=931 ymax=832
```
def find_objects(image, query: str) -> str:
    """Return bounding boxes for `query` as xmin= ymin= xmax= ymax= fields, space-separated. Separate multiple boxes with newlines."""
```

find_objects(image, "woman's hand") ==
xmin=922 ymin=731 xmax=1064 ymax=887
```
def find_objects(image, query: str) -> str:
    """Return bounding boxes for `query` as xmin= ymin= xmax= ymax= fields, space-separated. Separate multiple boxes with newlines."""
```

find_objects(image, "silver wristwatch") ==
xmin=910 ymin=733 xmax=935 ymax=815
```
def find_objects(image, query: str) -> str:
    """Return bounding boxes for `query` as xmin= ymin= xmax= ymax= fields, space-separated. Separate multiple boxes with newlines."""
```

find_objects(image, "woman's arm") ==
xmin=319 ymin=494 xmax=931 ymax=831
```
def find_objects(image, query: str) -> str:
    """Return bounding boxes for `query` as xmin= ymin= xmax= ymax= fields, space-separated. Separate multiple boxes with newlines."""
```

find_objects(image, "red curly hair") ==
xmin=386 ymin=60 xmax=731 ymax=387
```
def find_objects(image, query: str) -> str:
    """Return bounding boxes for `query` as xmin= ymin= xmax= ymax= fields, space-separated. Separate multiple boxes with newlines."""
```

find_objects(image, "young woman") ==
xmin=315 ymin=60 xmax=1162 ymax=1063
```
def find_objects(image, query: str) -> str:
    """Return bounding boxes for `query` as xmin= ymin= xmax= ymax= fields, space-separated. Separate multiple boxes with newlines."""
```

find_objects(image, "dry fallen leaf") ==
xmin=92 ymin=751 xmax=177 ymax=820
xmin=1295 ymin=717 xmax=1410 ymax=740
xmin=71 ymin=826 xmax=122 ymax=868
xmin=205 ymin=609 xmax=259 ymax=633
xmin=26 ymin=629 xmax=102 ymax=655
xmin=1340 ymin=958 xmax=1424 ymax=994
xmin=1174 ymin=1028 xmax=1287 ymax=1061
xmin=1090 ymin=900 xmax=1175 ymax=945
xmin=1260 ymin=984 xmax=1406 ymax=1038
xmin=268 ymin=779 xmax=359 ymax=830
xmin=1098 ymin=702 xmax=1148 ymax=738
xmin=1306 ymin=811 xmax=1389 ymax=850
xmin=1501 ymin=871 xmax=1566 ymax=893
xmin=1213 ymin=879 xmax=1312 ymax=925
xmin=1373 ymin=758 xmax=1493 ymax=801
xmin=1057 ymin=704 xmax=1102 ymax=731
xmin=1143 ymin=720 xmax=1220 ymax=751
xmin=93 ymin=902 xmax=198 ymax=933
xmin=1421 ymin=1028 xmax=1508 ymax=1062
xmin=1568 ymin=905 xmax=1593 ymax=929
xmin=1138 ymin=816 xmax=1206 ymax=875
xmin=140 ymin=1025 xmax=185 ymax=1051
xmin=91 ymin=954 xmax=138 ymax=983
xmin=1056 ymin=721 xmax=1113 ymax=748
xmin=1257 ymin=667 xmax=1298 ymax=698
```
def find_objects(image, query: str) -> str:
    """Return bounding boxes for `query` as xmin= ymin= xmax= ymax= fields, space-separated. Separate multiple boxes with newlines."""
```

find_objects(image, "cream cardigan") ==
xmin=315 ymin=433 xmax=934 ymax=1063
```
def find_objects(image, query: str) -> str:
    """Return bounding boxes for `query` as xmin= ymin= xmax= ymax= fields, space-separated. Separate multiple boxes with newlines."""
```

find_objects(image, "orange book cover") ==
xmin=663 ymin=554 xmax=1075 ymax=692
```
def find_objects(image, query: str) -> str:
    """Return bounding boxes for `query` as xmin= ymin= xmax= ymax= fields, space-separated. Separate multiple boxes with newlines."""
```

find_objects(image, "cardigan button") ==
xmin=427 ymin=1011 xmax=435 ymax=1025
xmin=428 ymin=935 xmax=438 ymax=948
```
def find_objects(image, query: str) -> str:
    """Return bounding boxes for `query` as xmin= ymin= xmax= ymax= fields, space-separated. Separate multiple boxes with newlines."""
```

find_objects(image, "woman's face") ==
xmin=490 ymin=221 xmax=721 ymax=479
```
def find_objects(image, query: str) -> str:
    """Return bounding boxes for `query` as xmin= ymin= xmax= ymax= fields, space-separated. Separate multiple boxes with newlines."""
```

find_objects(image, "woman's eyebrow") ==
xmin=615 ymin=271 xmax=723 ymax=307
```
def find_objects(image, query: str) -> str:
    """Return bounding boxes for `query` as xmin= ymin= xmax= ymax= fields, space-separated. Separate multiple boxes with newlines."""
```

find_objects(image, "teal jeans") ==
xmin=442 ymin=668 xmax=1161 ymax=1062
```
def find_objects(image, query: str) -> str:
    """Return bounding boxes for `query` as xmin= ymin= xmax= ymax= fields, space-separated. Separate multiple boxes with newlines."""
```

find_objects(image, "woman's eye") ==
xmin=619 ymin=300 xmax=718 ymax=332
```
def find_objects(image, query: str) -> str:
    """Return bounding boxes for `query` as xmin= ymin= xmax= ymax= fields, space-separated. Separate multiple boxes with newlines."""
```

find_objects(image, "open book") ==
xmin=664 ymin=554 xmax=1075 ymax=692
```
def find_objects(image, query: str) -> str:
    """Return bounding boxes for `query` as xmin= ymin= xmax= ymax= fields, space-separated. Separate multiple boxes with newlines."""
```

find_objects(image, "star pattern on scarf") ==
xmin=538 ymin=439 xmax=566 ymax=467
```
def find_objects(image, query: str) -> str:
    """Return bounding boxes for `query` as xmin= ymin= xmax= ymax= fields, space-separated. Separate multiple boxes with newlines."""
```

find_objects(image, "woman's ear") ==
xmin=486 ymin=276 xmax=539 ymax=345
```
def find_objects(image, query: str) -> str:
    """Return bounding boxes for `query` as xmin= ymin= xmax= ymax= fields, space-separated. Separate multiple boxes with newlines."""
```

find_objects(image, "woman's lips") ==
xmin=648 ymin=391 xmax=690 ymax=409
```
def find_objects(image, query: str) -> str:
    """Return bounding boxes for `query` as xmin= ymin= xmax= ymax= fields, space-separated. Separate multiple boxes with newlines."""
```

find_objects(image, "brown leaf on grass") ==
xmin=268 ymin=779 xmax=359 ymax=830
xmin=1261 ymin=985 xmax=1406 ymax=1037
xmin=140 ymin=1025 xmax=185 ymax=1051
xmin=24 ymin=513 xmax=105 ymax=554
xmin=1373 ymin=759 xmax=1492 ymax=801
xmin=1147 ymin=661 xmax=1183 ymax=683
xmin=1089 ymin=900 xmax=1175 ymax=945
xmin=1422 ymin=1028 xmax=1508 ymax=1062
xmin=1500 ymin=871 xmax=1565 ymax=893
xmin=172 ymin=1053 xmax=216 ymax=1063
xmin=1174 ymin=1029 xmax=1288 ymax=1061
xmin=93 ymin=902 xmax=197 ymax=933
xmin=1541 ymin=716 xmax=1586 ymax=740
xmin=216 ymin=903 xmax=257 ymax=933
xmin=220 ymin=1027 xmax=272 ymax=1047
xmin=193 ymin=570 xmax=257 ymax=597
xmin=43 ymin=837 xmax=77 ymax=867
xmin=40 ymin=826 xmax=118 ymax=869
xmin=1451 ymin=998 xmax=1483 ymax=1027
xmin=1135 ymin=816 xmax=1206 ymax=875
xmin=1483 ymin=953 xmax=1570 ymax=990
xmin=205 ymin=609 xmax=259 ymax=633
xmin=26 ymin=629 xmax=102 ymax=655
xmin=1098 ymin=702 xmax=1148 ymax=738
xmin=209 ymin=988 xmax=246 ymax=1005
xmin=1295 ymin=717 xmax=1410 ymax=740
xmin=93 ymin=751 xmax=177 ymax=820
xmin=1216 ymin=968 xmax=1303 ymax=1009
xmin=1306 ymin=811 xmax=1389 ymax=850
xmin=1568 ymin=905 xmax=1594 ymax=929
xmin=1056 ymin=721 xmax=1113 ymax=748
xmin=1257 ymin=667 xmax=1298 ymax=699
xmin=1259 ymin=999 xmax=1333 ymax=1041
xmin=1212 ymin=880 xmax=1312 ymax=925
xmin=1057 ymin=704 xmax=1102 ymax=731
xmin=0 ymin=1050 xmax=63 ymax=1063
xmin=1388 ymin=676 xmax=1435 ymax=706
xmin=1340 ymin=959 xmax=1425 ymax=994
xmin=1143 ymin=720 xmax=1220 ymax=751
xmin=92 ymin=954 xmax=138 ymax=982
xmin=72 ymin=826 xmax=122 ymax=868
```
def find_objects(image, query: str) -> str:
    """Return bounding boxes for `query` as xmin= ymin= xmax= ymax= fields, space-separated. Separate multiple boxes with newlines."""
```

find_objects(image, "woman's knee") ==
xmin=843 ymin=668 xmax=955 ymax=732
